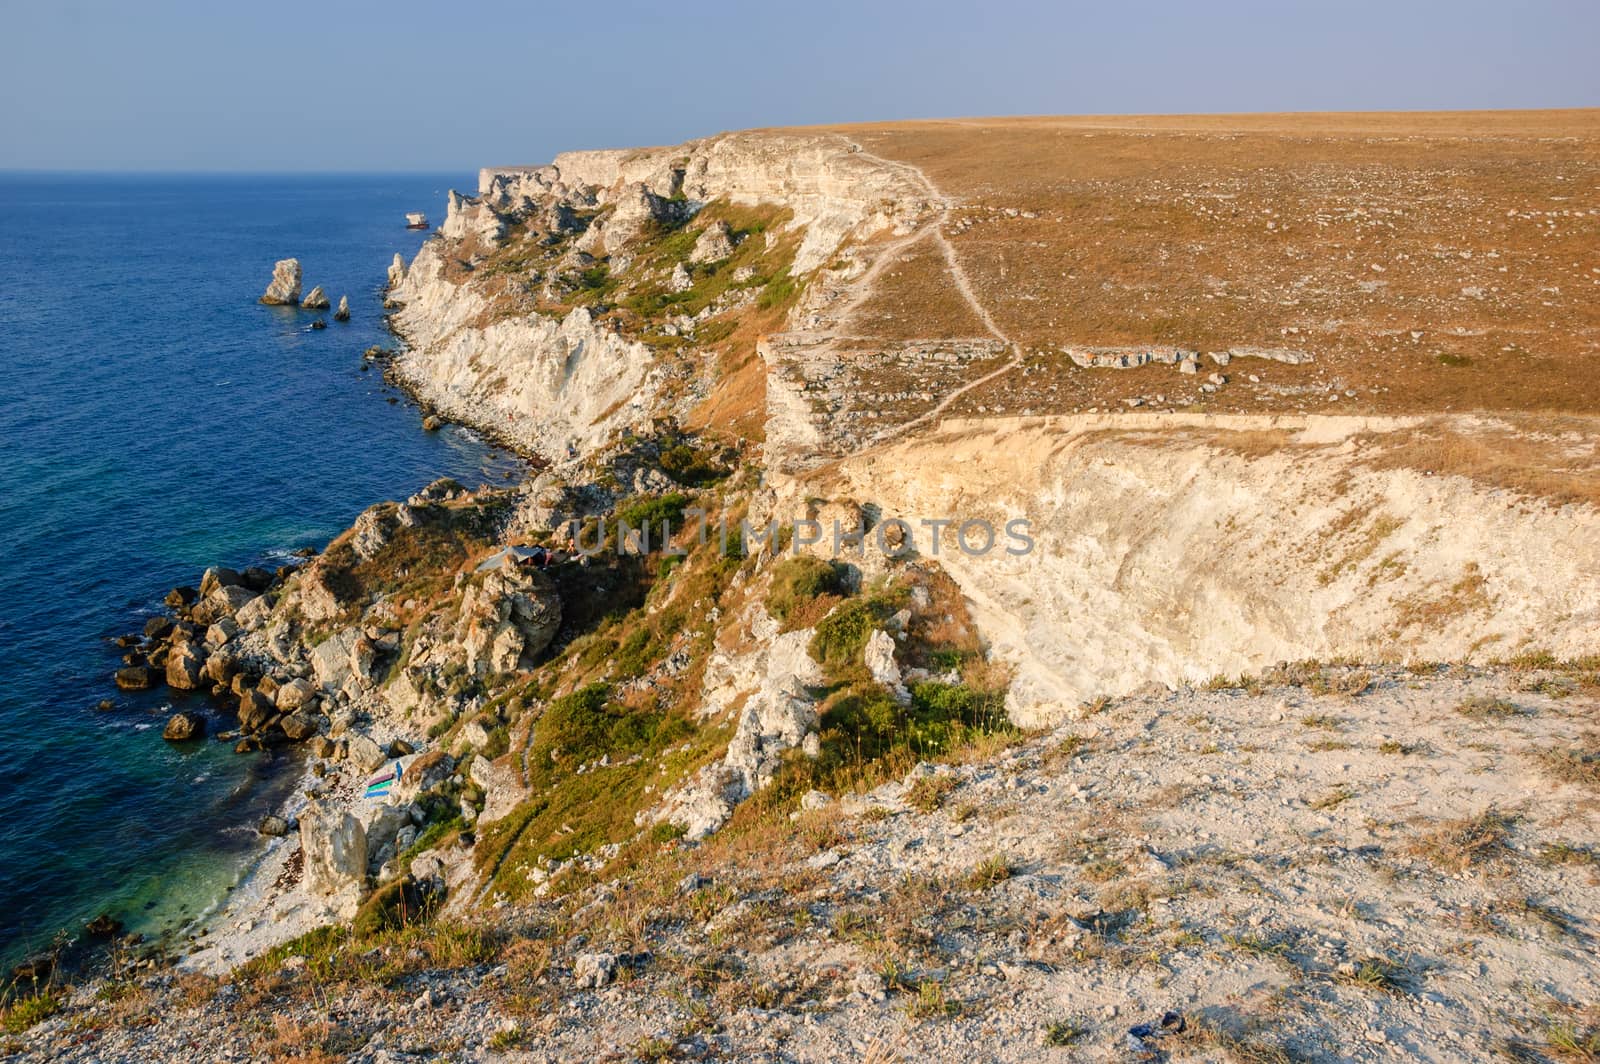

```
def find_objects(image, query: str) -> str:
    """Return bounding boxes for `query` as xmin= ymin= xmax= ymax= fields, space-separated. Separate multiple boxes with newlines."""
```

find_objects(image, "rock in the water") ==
xmin=258 ymin=814 xmax=290 ymax=837
xmin=309 ymin=319 xmax=327 ymax=330
xmin=300 ymin=801 xmax=368 ymax=895
xmin=238 ymin=688 xmax=276 ymax=732
xmin=162 ymin=711 xmax=205 ymax=741
xmin=260 ymin=258 xmax=302 ymax=305
xmin=115 ymin=665 xmax=157 ymax=691
xmin=84 ymin=914 xmax=122 ymax=938
xmin=422 ymin=414 xmax=443 ymax=432
xmin=302 ymin=285 xmax=330 ymax=310
xmin=165 ymin=585 xmax=199 ymax=609
xmin=165 ymin=644 xmax=206 ymax=691
xmin=387 ymin=253 xmax=406 ymax=290
xmin=333 ymin=294 xmax=350 ymax=321
xmin=199 ymin=567 xmax=243 ymax=598
xmin=142 ymin=616 xmax=174 ymax=641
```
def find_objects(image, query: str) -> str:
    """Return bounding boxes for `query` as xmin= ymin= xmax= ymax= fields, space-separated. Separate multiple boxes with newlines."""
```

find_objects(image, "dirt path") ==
xmin=841 ymin=139 xmax=1025 ymax=433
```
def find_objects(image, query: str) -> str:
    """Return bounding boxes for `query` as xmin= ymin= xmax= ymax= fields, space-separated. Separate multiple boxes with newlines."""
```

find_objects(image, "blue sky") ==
xmin=2 ymin=0 xmax=1596 ymax=171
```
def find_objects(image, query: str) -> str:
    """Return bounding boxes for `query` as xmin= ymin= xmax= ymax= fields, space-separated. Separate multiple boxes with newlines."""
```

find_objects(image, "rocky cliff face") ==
xmin=813 ymin=414 xmax=1600 ymax=725
xmin=386 ymin=131 xmax=932 ymax=460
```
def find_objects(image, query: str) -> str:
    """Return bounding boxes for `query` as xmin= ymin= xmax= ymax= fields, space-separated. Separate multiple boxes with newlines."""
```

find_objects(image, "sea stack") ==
xmin=386 ymin=253 xmax=406 ymax=290
xmin=259 ymin=258 xmax=302 ymax=305
xmin=302 ymin=285 xmax=331 ymax=310
xmin=334 ymin=295 xmax=350 ymax=321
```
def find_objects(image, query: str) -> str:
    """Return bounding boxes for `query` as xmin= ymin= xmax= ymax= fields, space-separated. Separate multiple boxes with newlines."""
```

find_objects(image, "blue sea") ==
xmin=0 ymin=173 xmax=520 ymax=967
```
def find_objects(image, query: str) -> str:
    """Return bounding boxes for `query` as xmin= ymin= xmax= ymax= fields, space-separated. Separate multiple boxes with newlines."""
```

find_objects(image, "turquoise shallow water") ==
xmin=0 ymin=172 xmax=517 ymax=966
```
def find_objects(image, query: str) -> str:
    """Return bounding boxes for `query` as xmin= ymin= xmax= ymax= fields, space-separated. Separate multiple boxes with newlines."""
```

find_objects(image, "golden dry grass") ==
xmin=844 ymin=229 xmax=992 ymax=339
xmin=808 ymin=111 xmax=1600 ymax=419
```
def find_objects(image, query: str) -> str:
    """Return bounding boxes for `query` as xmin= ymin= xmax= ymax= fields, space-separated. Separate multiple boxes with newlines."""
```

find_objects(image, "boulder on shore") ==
xmin=162 ymin=711 xmax=205 ymax=741
xmin=259 ymin=258 xmax=303 ymax=305
xmin=165 ymin=644 xmax=206 ymax=690
xmin=333 ymin=295 xmax=350 ymax=321
xmin=238 ymin=687 xmax=276 ymax=732
xmin=301 ymin=285 xmax=331 ymax=310
xmin=280 ymin=709 xmax=322 ymax=742
xmin=301 ymin=801 xmax=368 ymax=895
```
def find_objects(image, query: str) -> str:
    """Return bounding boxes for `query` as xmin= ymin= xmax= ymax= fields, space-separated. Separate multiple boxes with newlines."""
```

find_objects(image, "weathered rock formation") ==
xmin=301 ymin=285 xmax=331 ymax=310
xmin=333 ymin=295 xmax=350 ymax=321
xmin=259 ymin=258 xmax=302 ymax=305
xmin=651 ymin=609 xmax=824 ymax=839
xmin=386 ymin=131 xmax=932 ymax=459
xmin=300 ymin=802 xmax=367 ymax=896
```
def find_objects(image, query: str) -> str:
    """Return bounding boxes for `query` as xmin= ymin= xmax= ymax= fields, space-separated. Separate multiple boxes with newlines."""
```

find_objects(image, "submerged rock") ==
xmin=162 ymin=711 xmax=205 ymax=741
xmin=259 ymin=258 xmax=302 ymax=305
xmin=113 ymin=668 xmax=155 ymax=694
xmin=302 ymin=285 xmax=331 ymax=310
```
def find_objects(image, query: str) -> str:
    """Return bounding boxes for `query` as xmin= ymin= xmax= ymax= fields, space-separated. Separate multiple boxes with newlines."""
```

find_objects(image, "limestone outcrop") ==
xmin=651 ymin=611 xmax=824 ymax=839
xmin=387 ymin=131 xmax=933 ymax=460
xmin=259 ymin=258 xmax=302 ymax=305
xmin=824 ymin=414 xmax=1600 ymax=727
xmin=300 ymin=802 xmax=368 ymax=896
xmin=453 ymin=562 xmax=561 ymax=677
xmin=301 ymin=285 xmax=330 ymax=310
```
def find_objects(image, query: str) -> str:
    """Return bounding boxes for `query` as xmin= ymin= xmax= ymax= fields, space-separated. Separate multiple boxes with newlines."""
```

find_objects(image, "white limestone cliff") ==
xmin=385 ymin=131 xmax=932 ymax=460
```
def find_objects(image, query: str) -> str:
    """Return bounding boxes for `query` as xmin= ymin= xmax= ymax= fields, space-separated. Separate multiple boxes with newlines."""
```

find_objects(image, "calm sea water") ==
xmin=0 ymin=173 xmax=519 ymax=967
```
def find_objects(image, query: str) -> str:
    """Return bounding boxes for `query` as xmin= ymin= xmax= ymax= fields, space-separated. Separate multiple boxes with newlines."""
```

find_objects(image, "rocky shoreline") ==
xmin=38 ymin=259 xmax=554 ymax=980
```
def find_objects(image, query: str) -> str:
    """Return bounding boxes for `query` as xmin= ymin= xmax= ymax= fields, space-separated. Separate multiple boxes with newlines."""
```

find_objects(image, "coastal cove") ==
xmin=0 ymin=172 xmax=524 ymax=968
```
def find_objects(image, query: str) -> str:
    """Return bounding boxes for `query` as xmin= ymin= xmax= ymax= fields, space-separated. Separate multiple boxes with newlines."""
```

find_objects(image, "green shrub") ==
xmin=2 ymin=991 xmax=61 ymax=1034
xmin=757 ymin=270 xmax=800 ymax=309
xmin=767 ymin=556 xmax=848 ymax=623
xmin=617 ymin=492 xmax=690 ymax=543
xmin=531 ymin=683 xmax=684 ymax=771
xmin=353 ymin=876 xmax=440 ymax=939
xmin=659 ymin=443 xmax=724 ymax=486
xmin=809 ymin=598 xmax=881 ymax=667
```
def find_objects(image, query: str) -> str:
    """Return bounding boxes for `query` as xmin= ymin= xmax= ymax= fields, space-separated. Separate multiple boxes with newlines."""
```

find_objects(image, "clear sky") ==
xmin=2 ymin=0 xmax=1596 ymax=171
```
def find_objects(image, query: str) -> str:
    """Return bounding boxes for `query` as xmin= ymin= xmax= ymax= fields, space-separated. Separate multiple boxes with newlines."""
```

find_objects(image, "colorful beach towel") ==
xmin=364 ymin=755 xmax=415 ymax=800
